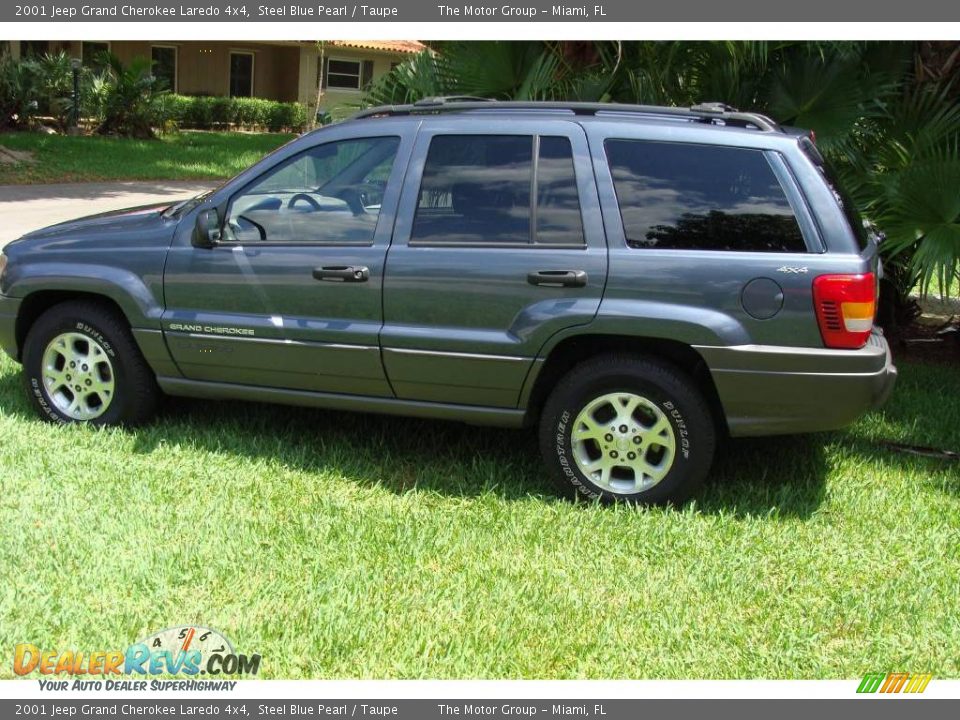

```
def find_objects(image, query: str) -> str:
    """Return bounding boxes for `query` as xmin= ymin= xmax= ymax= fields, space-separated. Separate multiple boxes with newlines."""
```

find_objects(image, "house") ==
xmin=5 ymin=40 xmax=425 ymax=115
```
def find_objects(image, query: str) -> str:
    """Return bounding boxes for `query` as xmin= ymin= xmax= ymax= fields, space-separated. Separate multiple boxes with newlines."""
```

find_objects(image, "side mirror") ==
xmin=192 ymin=208 xmax=221 ymax=248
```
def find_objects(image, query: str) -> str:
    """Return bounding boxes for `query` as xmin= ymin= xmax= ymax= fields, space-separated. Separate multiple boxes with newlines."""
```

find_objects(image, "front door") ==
xmin=163 ymin=129 xmax=413 ymax=396
xmin=381 ymin=118 xmax=608 ymax=408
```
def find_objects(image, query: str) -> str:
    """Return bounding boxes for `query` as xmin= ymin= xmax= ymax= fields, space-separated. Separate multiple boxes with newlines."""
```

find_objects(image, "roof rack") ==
xmin=349 ymin=98 xmax=779 ymax=131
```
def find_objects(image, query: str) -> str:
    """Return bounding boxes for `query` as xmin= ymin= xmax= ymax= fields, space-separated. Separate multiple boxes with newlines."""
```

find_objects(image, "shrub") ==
xmin=32 ymin=51 xmax=75 ymax=131
xmin=232 ymin=97 xmax=270 ymax=127
xmin=156 ymin=93 xmax=187 ymax=126
xmin=182 ymin=95 xmax=214 ymax=128
xmin=0 ymin=55 xmax=39 ymax=130
xmin=158 ymin=93 xmax=307 ymax=132
xmin=268 ymin=101 xmax=308 ymax=131
xmin=0 ymin=50 xmax=307 ymax=134
xmin=89 ymin=52 xmax=166 ymax=138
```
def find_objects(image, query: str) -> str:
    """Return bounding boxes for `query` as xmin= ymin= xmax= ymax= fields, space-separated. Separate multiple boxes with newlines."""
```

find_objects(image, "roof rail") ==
xmin=413 ymin=96 xmax=495 ymax=107
xmin=349 ymin=98 xmax=780 ymax=131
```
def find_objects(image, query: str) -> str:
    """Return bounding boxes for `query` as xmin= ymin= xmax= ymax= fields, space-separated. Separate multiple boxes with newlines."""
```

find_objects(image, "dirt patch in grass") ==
xmin=890 ymin=296 xmax=960 ymax=365
xmin=0 ymin=146 xmax=35 ymax=165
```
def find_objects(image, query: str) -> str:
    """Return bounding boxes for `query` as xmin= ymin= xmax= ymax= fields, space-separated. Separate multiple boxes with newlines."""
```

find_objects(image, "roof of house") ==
xmin=328 ymin=40 xmax=426 ymax=55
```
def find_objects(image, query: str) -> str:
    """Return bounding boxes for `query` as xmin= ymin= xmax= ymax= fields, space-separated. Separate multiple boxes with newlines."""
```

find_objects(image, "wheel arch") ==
xmin=16 ymin=290 xmax=133 ymax=362
xmin=522 ymin=333 xmax=728 ymax=436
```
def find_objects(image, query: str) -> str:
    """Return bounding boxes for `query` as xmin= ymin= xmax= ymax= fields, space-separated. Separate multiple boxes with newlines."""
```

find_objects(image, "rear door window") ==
xmin=411 ymin=134 xmax=584 ymax=246
xmin=536 ymin=136 xmax=585 ymax=246
xmin=604 ymin=139 xmax=807 ymax=252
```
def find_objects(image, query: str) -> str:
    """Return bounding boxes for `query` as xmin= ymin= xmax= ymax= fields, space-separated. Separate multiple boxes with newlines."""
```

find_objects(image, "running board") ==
xmin=157 ymin=377 xmax=527 ymax=428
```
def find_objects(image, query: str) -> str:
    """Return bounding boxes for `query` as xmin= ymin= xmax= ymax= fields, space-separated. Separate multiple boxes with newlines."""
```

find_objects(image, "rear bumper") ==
xmin=697 ymin=330 xmax=897 ymax=437
xmin=0 ymin=294 xmax=20 ymax=362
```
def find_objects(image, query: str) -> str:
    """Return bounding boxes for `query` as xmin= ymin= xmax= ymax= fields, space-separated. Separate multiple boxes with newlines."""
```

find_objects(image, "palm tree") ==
xmin=89 ymin=52 xmax=165 ymax=138
xmin=366 ymin=40 xmax=960 ymax=317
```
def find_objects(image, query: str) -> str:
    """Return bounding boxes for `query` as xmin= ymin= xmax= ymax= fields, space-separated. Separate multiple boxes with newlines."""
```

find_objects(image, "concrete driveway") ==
xmin=0 ymin=180 xmax=214 ymax=248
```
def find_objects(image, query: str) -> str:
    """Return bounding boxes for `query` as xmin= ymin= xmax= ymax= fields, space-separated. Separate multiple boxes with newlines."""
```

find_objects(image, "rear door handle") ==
xmin=312 ymin=265 xmax=369 ymax=282
xmin=527 ymin=270 xmax=588 ymax=288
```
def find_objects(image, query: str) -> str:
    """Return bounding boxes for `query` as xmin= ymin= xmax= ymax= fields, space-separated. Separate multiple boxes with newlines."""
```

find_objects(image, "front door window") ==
xmin=223 ymin=136 xmax=401 ymax=245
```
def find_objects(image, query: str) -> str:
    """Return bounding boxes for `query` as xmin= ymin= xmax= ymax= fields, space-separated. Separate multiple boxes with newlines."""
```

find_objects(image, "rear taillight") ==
xmin=812 ymin=273 xmax=876 ymax=349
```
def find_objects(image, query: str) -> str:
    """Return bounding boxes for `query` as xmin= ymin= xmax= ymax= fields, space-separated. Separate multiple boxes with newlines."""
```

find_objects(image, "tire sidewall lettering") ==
xmin=75 ymin=321 xmax=116 ymax=358
xmin=661 ymin=400 xmax=691 ymax=460
xmin=29 ymin=376 xmax=65 ymax=423
xmin=28 ymin=319 xmax=118 ymax=425
xmin=554 ymin=409 xmax=600 ymax=499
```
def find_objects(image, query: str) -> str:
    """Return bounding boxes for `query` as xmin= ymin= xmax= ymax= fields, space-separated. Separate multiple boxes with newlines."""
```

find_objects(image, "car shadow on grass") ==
xmin=130 ymin=394 xmax=828 ymax=518
xmin=145 ymin=396 xmax=554 ymax=502
xmin=701 ymin=435 xmax=829 ymax=518
xmin=0 ymin=365 xmax=831 ymax=517
xmin=0 ymin=372 xmax=827 ymax=518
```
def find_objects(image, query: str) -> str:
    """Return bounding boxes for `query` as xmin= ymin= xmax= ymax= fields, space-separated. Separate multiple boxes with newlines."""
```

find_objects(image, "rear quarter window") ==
xmin=799 ymin=136 xmax=869 ymax=251
xmin=604 ymin=139 xmax=807 ymax=253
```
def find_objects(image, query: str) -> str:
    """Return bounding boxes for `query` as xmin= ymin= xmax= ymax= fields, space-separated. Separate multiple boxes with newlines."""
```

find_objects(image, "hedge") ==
xmin=158 ymin=94 xmax=309 ymax=132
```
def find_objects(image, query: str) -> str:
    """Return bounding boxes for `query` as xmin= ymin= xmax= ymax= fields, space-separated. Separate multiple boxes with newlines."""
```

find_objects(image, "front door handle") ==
xmin=312 ymin=265 xmax=369 ymax=282
xmin=527 ymin=270 xmax=588 ymax=288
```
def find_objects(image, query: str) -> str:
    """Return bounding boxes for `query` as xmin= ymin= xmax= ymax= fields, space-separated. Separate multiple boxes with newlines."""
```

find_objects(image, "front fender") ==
xmin=3 ymin=262 xmax=165 ymax=329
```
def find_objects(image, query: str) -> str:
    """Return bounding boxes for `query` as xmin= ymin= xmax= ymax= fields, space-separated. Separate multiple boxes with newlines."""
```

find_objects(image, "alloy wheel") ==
xmin=570 ymin=391 xmax=676 ymax=494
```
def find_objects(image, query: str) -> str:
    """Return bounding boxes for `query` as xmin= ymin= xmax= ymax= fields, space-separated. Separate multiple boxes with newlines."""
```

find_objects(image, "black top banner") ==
xmin=6 ymin=0 xmax=960 ymax=22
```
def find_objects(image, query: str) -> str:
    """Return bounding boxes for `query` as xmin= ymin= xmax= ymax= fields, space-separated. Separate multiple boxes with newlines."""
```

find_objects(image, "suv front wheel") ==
xmin=539 ymin=354 xmax=716 ymax=505
xmin=22 ymin=301 xmax=160 ymax=427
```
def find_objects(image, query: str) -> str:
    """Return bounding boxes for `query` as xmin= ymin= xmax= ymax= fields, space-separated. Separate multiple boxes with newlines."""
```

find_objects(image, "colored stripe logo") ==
xmin=857 ymin=672 xmax=932 ymax=694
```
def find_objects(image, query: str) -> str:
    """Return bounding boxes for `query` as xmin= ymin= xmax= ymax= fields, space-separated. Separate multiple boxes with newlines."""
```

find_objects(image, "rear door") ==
xmin=381 ymin=117 xmax=607 ymax=408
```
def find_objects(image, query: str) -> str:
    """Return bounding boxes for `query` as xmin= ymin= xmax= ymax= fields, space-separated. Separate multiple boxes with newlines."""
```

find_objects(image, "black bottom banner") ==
xmin=2 ymin=699 xmax=956 ymax=720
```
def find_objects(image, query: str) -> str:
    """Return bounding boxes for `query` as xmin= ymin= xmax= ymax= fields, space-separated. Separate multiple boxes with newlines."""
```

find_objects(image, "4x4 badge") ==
xmin=776 ymin=266 xmax=809 ymax=273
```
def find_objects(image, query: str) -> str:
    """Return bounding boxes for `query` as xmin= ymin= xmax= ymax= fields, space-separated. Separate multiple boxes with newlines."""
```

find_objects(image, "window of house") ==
xmin=410 ymin=134 xmax=584 ymax=246
xmin=604 ymin=139 xmax=806 ymax=253
xmin=151 ymin=46 xmax=177 ymax=93
xmin=223 ymin=136 xmax=401 ymax=245
xmin=326 ymin=59 xmax=359 ymax=89
xmin=21 ymin=41 xmax=50 ymax=59
xmin=81 ymin=42 xmax=110 ymax=69
xmin=229 ymin=52 xmax=254 ymax=98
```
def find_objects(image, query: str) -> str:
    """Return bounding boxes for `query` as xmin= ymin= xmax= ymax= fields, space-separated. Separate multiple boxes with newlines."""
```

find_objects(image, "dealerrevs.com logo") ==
xmin=14 ymin=626 xmax=261 ymax=691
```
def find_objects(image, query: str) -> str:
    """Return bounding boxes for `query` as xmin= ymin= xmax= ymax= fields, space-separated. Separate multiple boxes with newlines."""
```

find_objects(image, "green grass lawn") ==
xmin=1 ymin=353 xmax=958 ymax=679
xmin=0 ymin=131 xmax=295 ymax=185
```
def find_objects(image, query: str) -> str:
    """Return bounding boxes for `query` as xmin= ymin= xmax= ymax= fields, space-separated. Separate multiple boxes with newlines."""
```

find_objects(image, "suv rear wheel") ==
xmin=22 ymin=301 xmax=160 ymax=426
xmin=539 ymin=354 xmax=715 ymax=505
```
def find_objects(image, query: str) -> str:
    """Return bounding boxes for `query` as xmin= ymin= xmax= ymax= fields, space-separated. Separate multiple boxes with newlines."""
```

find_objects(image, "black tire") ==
xmin=22 ymin=300 xmax=160 ymax=427
xmin=539 ymin=353 xmax=716 ymax=505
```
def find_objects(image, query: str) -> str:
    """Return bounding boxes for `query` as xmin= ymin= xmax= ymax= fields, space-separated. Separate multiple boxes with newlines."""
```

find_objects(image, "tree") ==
xmin=366 ymin=40 xmax=960 ymax=325
xmin=88 ymin=52 xmax=165 ymax=139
